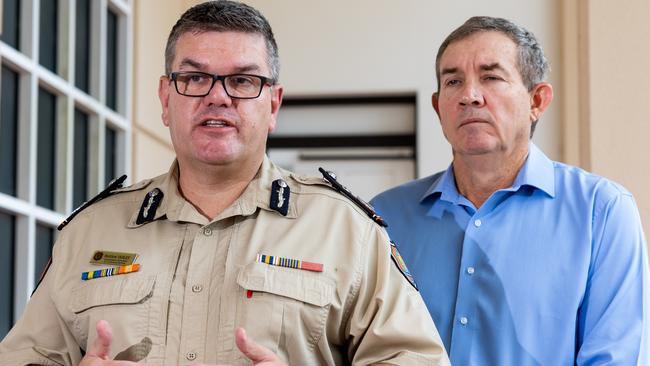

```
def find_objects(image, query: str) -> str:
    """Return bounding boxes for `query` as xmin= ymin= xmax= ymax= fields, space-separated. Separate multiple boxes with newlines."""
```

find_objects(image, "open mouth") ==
xmin=201 ymin=119 xmax=232 ymax=127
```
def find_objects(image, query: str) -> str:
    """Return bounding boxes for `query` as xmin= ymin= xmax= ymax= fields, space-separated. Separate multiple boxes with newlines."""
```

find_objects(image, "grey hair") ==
xmin=435 ymin=16 xmax=549 ymax=92
xmin=164 ymin=0 xmax=280 ymax=82
xmin=435 ymin=16 xmax=550 ymax=136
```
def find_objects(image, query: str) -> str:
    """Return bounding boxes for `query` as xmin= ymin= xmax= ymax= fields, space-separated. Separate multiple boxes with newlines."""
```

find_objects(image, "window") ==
xmin=36 ymin=88 xmax=58 ymax=210
xmin=34 ymin=224 xmax=55 ymax=288
xmin=0 ymin=0 xmax=133 ymax=336
xmin=0 ymin=212 xmax=15 ymax=337
xmin=1 ymin=0 xmax=21 ymax=49
xmin=39 ymin=0 xmax=59 ymax=73
xmin=0 ymin=65 xmax=19 ymax=196
xmin=105 ymin=127 xmax=117 ymax=184
xmin=73 ymin=109 xmax=89 ymax=207
xmin=74 ymin=0 xmax=91 ymax=92
xmin=106 ymin=8 xmax=118 ymax=110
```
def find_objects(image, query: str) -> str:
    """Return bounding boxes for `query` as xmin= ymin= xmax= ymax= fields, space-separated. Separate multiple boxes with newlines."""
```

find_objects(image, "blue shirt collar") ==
xmin=421 ymin=143 xmax=556 ymax=203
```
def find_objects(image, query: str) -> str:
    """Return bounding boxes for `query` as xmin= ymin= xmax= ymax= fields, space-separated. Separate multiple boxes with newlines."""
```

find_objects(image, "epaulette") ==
xmin=57 ymin=175 xmax=128 ymax=231
xmin=318 ymin=167 xmax=388 ymax=227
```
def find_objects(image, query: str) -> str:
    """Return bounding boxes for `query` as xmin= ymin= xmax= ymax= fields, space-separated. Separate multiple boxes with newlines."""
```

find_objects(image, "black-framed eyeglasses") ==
xmin=169 ymin=71 xmax=275 ymax=99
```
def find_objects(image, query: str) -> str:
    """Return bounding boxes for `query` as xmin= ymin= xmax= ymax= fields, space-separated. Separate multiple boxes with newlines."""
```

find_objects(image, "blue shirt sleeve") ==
xmin=576 ymin=192 xmax=650 ymax=365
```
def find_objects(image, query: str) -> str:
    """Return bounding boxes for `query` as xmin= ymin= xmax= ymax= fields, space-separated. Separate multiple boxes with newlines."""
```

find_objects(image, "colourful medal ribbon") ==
xmin=256 ymin=253 xmax=323 ymax=272
xmin=81 ymin=263 xmax=140 ymax=281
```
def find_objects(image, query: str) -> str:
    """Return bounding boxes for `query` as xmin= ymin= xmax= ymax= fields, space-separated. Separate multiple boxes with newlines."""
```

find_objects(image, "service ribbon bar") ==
xmin=256 ymin=253 xmax=323 ymax=272
xmin=81 ymin=263 xmax=140 ymax=281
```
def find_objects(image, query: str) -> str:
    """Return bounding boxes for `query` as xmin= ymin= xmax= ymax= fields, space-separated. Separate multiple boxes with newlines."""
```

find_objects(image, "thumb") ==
xmin=234 ymin=327 xmax=281 ymax=364
xmin=87 ymin=320 xmax=113 ymax=360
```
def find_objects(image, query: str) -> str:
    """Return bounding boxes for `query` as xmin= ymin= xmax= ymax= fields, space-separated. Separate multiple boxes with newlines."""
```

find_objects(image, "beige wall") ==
xmin=562 ymin=0 xmax=650 ymax=233
xmin=132 ymin=0 xmax=187 ymax=182
xmin=589 ymin=1 xmax=650 ymax=233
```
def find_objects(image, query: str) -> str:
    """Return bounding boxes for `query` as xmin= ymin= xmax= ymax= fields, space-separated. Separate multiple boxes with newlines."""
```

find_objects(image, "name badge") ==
xmin=90 ymin=250 xmax=138 ymax=266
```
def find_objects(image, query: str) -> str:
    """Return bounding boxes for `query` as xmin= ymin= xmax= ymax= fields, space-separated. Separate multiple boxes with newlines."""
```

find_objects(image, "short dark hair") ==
xmin=165 ymin=0 xmax=280 ymax=81
xmin=435 ymin=16 xmax=550 ymax=136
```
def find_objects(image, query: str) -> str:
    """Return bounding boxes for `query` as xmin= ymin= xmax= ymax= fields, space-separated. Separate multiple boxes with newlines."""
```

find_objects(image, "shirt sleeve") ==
xmin=0 ymin=234 xmax=82 ymax=366
xmin=576 ymin=192 xmax=650 ymax=365
xmin=344 ymin=223 xmax=450 ymax=366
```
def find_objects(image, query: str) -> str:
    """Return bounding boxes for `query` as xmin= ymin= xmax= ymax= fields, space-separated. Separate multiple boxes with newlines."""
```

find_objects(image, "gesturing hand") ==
xmin=79 ymin=320 xmax=153 ymax=366
xmin=191 ymin=327 xmax=288 ymax=366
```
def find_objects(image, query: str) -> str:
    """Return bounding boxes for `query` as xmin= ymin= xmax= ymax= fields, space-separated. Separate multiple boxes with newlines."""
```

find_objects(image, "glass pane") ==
xmin=34 ymin=224 xmax=54 ymax=288
xmin=0 ymin=0 xmax=20 ymax=49
xmin=0 ymin=211 xmax=15 ymax=338
xmin=1 ymin=65 xmax=19 ymax=196
xmin=36 ymin=88 xmax=57 ymax=209
xmin=73 ymin=109 xmax=89 ymax=207
xmin=105 ymin=127 xmax=116 ymax=185
xmin=39 ymin=0 xmax=59 ymax=73
xmin=106 ymin=9 xmax=118 ymax=110
xmin=74 ymin=0 xmax=91 ymax=92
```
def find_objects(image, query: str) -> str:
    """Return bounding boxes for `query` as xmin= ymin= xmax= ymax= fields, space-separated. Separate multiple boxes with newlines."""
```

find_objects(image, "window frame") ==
xmin=0 ymin=0 xmax=132 ymax=328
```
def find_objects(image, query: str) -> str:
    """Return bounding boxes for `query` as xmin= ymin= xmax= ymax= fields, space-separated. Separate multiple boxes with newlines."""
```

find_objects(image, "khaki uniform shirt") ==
xmin=0 ymin=157 xmax=449 ymax=366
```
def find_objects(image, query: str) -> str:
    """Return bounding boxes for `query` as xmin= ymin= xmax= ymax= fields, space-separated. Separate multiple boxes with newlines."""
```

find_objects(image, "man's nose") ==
xmin=202 ymin=79 xmax=233 ymax=107
xmin=459 ymin=83 xmax=484 ymax=107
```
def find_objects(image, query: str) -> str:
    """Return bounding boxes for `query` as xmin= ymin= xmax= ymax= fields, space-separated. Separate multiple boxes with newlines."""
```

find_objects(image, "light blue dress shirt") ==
xmin=371 ymin=144 xmax=650 ymax=365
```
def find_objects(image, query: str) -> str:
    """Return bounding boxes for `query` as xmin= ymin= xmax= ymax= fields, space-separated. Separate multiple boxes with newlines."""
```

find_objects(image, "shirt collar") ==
xmin=218 ymin=155 xmax=298 ymax=220
xmin=511 ymin=143 xmax=555 ymax=198
xmin=129 ymin=156 xmax=297 ymax=227
xmin=421 ymin=165 xmax=459 ymax=204
xmin=420 ymin=143 xmax=555 ymax=204
xmin=127 ymin=160 xmax=195 ymax=226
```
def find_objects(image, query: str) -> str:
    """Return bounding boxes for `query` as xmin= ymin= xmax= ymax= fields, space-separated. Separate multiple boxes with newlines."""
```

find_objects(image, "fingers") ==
xmin=87 ymin=320 xmax=113 ymax=360
xmin=234 ymin=327 xmax=280 ymax=364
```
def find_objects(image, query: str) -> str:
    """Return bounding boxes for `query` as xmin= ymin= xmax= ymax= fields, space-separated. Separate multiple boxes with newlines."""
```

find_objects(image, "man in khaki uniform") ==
xmin=0 ymin=1 xmax=449 ymax=365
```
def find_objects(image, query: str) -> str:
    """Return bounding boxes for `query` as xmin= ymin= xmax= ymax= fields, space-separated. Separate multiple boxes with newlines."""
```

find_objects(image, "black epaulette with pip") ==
xmin=318 ymin=167 xmax=388 ymax=228
xmin=57 ymin=175 xmax=128 ymax=231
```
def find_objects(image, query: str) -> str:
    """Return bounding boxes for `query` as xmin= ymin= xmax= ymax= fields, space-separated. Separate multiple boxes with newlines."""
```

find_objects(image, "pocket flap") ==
xmin=69 ymin=275 xmax=155 ymax=313
xmin=237 ymin=262 xmax=333 ymax=307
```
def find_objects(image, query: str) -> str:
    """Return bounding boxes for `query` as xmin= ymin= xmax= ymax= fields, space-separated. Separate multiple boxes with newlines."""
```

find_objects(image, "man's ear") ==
xmin=158 ymin=76 xmax=171 ymax=127
xmin=432 ymin=92 xmax=441 ymax=118
xmin=529 ymin=82 xmax=553 ymax=122
xmin=268 ymin=84 xmax=284 ymax=133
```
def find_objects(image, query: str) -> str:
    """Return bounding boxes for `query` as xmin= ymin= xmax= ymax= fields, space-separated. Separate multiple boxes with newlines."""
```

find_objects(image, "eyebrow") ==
xmin=177 ymin=58 xmax=264 ymax=75
xmin=440 ymin=67 xmax=458 ymax=77
xmin=178 ymin=58 xmax=205 ymax=70
xmin=440 ymin=62 xmax=507 ymax=77
xmin=480 ymin=62 xmax=506 ymax=73
xmin=232 ymin=64 xmax=263 ymax=74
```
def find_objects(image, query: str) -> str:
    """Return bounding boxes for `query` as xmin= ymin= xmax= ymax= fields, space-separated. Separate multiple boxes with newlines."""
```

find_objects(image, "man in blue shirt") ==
xmin=371 ymin=16 xmax=650 ymax=365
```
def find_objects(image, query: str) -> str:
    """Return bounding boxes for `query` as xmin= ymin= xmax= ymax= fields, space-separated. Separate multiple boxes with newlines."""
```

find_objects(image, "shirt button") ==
xmin=474 ymin=219 xmax=482 ymax=227
xmin=203 ymin=227 xmax=212 ymax=236
xmin=466 ymin=266 xmax=475 ymax=275
xmin=460 ymin=316 xmax=469 ymax=326
xmin=192 ymin=284 xmax=203 ymax=293
xmin=186 ymin=352 xmax=197 ymax=361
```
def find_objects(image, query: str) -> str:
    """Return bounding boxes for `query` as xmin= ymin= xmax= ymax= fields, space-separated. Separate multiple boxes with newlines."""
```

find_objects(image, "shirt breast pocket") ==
xmin=68 ymin=275 xmax=156 ymax=358
xmin=236 ymin=262 xmax=334 ymax=361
